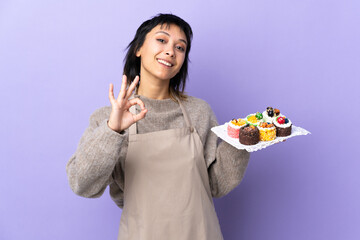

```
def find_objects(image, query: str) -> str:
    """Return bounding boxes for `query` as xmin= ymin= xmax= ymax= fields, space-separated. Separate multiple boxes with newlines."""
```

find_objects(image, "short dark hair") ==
xmin=123 ymin=13 xmax=193 ymax=100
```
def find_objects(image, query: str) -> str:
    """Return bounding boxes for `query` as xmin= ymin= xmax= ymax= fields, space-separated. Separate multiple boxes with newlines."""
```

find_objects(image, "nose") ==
xmin=165 ymin=47 xmax=175 ymax=58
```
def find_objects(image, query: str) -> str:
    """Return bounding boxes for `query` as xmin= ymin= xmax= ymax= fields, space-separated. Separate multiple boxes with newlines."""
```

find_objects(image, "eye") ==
xmin=157 ymin=39 xmax=165 ymax=43
xmin=176 ymin=46 xmax=185 ymax=52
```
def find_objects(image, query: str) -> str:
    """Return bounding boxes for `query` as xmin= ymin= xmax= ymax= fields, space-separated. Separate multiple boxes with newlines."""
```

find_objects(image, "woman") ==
xmin=66 ymin=13 xmax=250 ymax=240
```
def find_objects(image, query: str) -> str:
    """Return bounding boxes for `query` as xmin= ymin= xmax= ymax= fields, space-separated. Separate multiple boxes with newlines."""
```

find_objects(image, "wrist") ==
xmin=107 ymin=120 xmax=123 ymax=133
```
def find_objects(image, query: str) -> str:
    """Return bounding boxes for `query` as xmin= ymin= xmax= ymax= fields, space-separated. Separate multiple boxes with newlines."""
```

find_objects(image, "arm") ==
xmin=204 ymin=106 xmax=250 ymax=198
xmin=66 ymin=107 xmax=127 ymax=198
xmin=208 ymin=142 xmax=250 ymax=198
xmin=66 ymin=75 xmax=146 ymax=199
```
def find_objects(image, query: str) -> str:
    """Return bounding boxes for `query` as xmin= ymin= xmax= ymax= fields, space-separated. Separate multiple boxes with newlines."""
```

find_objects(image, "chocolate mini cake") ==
xmin=274 ymin=116 xmax=292 ymax=137
xmin=239 ymin=124 xmax=260 ymax=145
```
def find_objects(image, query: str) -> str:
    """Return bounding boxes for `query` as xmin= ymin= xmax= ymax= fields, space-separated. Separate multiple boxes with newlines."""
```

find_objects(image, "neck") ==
xmin=137 ymin=77 xmax=171 ymax=100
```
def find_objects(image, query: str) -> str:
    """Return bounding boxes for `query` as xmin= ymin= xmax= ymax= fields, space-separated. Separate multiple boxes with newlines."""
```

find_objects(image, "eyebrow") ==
xmin=155 ymin=31 xmax=187 ymax=45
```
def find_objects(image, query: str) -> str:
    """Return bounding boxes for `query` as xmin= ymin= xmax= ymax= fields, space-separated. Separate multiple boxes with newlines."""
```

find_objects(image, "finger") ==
xmin=127 ymin=97 xmax=145 ymax=110
xmin=125 ymin=75 xmax=139 ymax=99
xmin=125 ymin=75 xmax=140 ymax=100
xmin=117 ymin=75 xmax=127 ymax=100
xmin=108 ymin=83 xmax=116 ymax=103
xmin=133 ymin=108 xmax=148 ymax=122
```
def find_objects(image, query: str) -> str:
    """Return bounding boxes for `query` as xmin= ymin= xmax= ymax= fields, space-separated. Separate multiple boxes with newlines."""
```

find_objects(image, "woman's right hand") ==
xmin=108 ymin=75 xmax=147 ymax=133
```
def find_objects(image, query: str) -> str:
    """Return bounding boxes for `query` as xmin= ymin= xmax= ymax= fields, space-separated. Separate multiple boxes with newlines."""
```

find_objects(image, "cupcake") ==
xmin=273 ymin=116 xmax=292 ymax=137
xmin=239 ymin=124 xmax=260 ymax=145
xmin=262 ymin=107 xmax=281 ymax=123
xmin=258 ymin=122 xmax=277 ymax=141
xmin=246 ymin=112 xmax=264 ymax=126
xmin=227 ymin=118 xmax=246 ymax=138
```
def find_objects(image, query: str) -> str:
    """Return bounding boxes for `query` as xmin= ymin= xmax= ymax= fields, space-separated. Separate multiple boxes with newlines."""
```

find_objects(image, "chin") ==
xmin=154 ymin=72 xmax=178 ymax=81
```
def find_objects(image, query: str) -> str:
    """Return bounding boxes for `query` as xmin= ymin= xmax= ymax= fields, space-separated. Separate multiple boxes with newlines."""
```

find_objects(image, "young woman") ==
xmin=66 ymin=13 xmax=250 ymax=240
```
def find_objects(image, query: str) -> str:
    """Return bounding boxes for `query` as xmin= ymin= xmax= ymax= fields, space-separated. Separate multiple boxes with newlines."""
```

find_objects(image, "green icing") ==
xmin=255 ymin=112 xmax=263 ymax=120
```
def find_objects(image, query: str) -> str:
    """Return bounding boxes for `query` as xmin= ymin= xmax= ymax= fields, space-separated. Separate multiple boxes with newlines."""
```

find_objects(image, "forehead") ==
xmin=149 ymin=24 xmax=187 ymax=40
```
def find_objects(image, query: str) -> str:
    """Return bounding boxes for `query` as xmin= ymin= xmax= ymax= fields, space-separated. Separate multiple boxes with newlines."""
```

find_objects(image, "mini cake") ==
xmin=227 ymin=118 xmax=246 ymax=138
xmin=258 ymin=122 xmax=277 ymax=141
xmin=262 ymin=107 xmax=281 ymax=123
xmin=239 ymin=124 xmax=260 ymax=145
xmin=273 ymin=116 xmax=292 ymax=136
xmin=246 ymin=112 xmax=264 ymax=126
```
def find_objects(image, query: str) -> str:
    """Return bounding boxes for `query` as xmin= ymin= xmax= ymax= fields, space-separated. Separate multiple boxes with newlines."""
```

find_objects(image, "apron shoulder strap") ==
xmin=176 ymin=97 xmax=193 ymax=129
xmin=129 ymin=94 xmax=137 ymax=135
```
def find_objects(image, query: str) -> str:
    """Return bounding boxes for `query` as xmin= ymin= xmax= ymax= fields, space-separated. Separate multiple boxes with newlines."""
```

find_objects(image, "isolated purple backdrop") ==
xmin=1 ymin=0 xmax=359 ymax=239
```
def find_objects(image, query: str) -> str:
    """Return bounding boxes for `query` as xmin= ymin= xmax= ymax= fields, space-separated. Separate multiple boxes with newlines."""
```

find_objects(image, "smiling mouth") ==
xmin=157 ymin=59 xmax=173 ymax=67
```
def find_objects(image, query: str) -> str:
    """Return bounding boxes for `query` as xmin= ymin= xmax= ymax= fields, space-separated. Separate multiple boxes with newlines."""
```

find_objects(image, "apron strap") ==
xmin=129 ymin=94 xmax=137 ymax=135
xmin=129 ymin=105 xmax=137 ymax=135
xmin=176 ymin=97 xmax=193 ymax=129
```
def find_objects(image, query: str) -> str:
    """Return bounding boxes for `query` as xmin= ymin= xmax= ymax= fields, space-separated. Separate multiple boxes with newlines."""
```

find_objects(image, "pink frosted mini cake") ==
xmin=227 ymin=118 xmax=246 ymax=138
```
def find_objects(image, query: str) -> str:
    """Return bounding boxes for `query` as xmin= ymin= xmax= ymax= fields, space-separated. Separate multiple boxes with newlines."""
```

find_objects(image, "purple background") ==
xmin=1 ymin=0 xmax=359 ymax=239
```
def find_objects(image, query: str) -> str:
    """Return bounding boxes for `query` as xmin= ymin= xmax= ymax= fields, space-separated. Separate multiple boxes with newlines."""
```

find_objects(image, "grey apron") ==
xmin=117 ymin=97 xmax=223 ymax=240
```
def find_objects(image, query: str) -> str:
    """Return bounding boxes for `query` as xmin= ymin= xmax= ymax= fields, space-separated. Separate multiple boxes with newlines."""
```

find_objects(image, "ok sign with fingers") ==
xmin=108 ymin=75 xmax=148 ymax=133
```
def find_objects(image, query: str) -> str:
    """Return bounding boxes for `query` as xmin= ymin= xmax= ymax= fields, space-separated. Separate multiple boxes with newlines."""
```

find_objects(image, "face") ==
xmin=136 ymin=24 xmax=187 ymax=82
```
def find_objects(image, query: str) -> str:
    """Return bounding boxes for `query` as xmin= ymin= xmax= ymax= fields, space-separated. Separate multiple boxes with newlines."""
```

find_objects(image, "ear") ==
xmin=135 ymin=48 xmax=141 ymax=57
